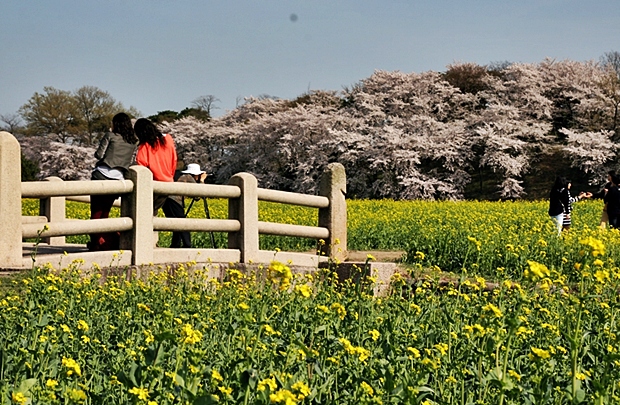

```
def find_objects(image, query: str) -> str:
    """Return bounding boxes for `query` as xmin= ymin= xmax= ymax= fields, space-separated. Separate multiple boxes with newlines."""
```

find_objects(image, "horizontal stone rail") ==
xmin=22 ymin=179 xmax=134 ymax=197
xmin=152 ymin=181 xmax=241 ymax=199
xmin=256 ymin=188 xmax=330 ymax=208
xmin=152 ymin=218 xmax=241 ymax=232
xmin=22 ymin=218 xmax=134 ymax=239
xmin=22 ymin=216 xmax=48 ymax=224
xmin=0 ymin=130 xmax=347 ymax=271
xmin=67 ymin=195 xmax=121 ymax=208
xmin=257 ymin=222 xmax=329 ymax=239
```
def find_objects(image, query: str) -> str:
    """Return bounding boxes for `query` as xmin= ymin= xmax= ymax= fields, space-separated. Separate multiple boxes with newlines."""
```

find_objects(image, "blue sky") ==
xmin=1 ymin=0 xmax=618 ymax=118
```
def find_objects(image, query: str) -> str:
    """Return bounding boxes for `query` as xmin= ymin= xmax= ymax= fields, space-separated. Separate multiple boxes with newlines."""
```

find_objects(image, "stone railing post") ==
xmin=40 ymin=177 xmax=66 ymax=245
xmin=0 ymin=132 xmax=22 ymax=268
xmin=124 ymin=165 xmax=154 ymax=265
xmin=318 ymin=163 xmax=347 ymax=262
xmin=228 ymin=173 xmax=259 ymax=263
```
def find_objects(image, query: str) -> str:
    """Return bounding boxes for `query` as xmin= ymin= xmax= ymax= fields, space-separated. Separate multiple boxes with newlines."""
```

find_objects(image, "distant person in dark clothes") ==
xmin=89 ymin=112 xmax=138 ymax=251
xmin=548 ymin=176 xmax=591 ymax=235
xmin=549 ymin=176 xmax=568 ymax=235
xmin=594 ymin=170 xmax=616 ymax=228
xmin=163 ymin=163 xmax=207 ymax=248
xmin=604 ymin=174 xmax=620 ymax=229
xmin=561 ymin=180 xmax=591 ymax=231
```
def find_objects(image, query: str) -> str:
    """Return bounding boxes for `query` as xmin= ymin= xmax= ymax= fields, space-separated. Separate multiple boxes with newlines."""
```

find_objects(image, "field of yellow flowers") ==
xmin=5 ymin=198 xmax=620 ymax=403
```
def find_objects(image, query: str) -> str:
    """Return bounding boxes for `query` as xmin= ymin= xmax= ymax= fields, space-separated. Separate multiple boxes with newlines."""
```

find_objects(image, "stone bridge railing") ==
xmin=0 ymin=131 xmax=347 ymax=271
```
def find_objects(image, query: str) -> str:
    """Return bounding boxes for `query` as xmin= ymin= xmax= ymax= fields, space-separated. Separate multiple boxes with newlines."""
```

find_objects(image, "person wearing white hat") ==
xmin=182 ymin=163 xmax=207 ymax=177
xmin=162 ymin=163 xmax=207 ymax=248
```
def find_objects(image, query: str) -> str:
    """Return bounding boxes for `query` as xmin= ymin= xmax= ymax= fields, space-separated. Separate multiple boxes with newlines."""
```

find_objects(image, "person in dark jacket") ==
xmin=548 ymin=176 xmax=591 ymax=234
xmin=89 ymin=112 xmax=138 ymax=251
xmin=561 ymin=181 xmax=591 ymax=231
xmin=549 ymin=176 xmax=568 ymax=235
xmin=595 ymin=170 xmax=616 ymax=228
xmin=604 ymin=174 xmax=620 ymax=229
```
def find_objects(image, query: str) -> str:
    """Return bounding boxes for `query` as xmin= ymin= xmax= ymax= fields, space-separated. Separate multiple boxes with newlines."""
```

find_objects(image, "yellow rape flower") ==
xmin=11 ymin=392 xmax=27 ymax=405
xmin=360 ymin=381 xmax=374 ymax=396
xmin=292 ymin=381 xmax=311 ymax=399
xmin=180 ymin=324 xmax=203 ymax=345
xmin=270 ymin=389 xmax=297 ymax=405
xmin=407 ymin=347 xmax=421 ymax=358
xmin=524 ymin=260 xmax=550 ymax=280
xmin=212 ymin=369 xmax=223 ymax=382
xmin=434 ymin=343 xmax=449 ymax=356
xmin=67 ymin=389 xmax=87 ymax=401
xmin=129 ymin=387 xmax=149 ymax=400
xmin=144 ymin=330 xmax=155 ymax=344
xmin=594 ymin=270 xmax=609 ymax=283
xmin=331 ymin=303 xmax=346 ymax=320
xmin=267 ymin=261 xmax=293 ymax=291
xmin=257 ymin=377 xmax=277 ymax=392
xmin=46 ymin=379 xmax=58 ymax=389
xmin=62 ymin=356 xmax=81 ymax=377
xmin=294 ymin=284 xmax=312 ymax=298
xmin=530 ymin=347 xmax=551 ymax=359
xmin=482 ymin=303 xmax=503 ymax=318
xmin=579 ymin=236 xmax=605 ymax=257
xmin=368 ymin=329 xmax=380 ymax=341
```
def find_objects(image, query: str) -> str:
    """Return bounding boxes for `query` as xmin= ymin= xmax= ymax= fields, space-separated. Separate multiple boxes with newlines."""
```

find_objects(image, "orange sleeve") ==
xmin=136 ymin=144 xmax=149 ymax=167
xmin=170 ymin=136 xmax=178 ymax=175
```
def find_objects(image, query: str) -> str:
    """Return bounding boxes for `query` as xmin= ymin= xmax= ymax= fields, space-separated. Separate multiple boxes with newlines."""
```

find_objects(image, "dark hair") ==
xmin=552 ymin=176 xmax=569 ymax=191
xmin=612 ymin=174 xmax=620 ymax=186
xmin=134 ymin=118 xmax=165 ymax=148
xmin=609 ymin=170 xmax=616 ymax=176
xmin=112 ymin=112 xmax=138 ymax=144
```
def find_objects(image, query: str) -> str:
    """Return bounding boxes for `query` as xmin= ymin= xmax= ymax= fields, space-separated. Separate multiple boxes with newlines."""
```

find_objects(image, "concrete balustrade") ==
xmin=153 ymin=181 xmax=241 ymax=199
xmin=22 ymin=178 xmax=134 ymax=197
xmin=0 ymin=131 xmax=349 ymax=271
xmin=0 ymin=132 xmax=22 ymax=268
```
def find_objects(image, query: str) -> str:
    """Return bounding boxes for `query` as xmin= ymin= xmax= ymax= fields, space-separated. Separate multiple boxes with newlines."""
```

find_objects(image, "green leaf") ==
xmin=575 ymin=389 xmax=586 ymax=403
xmin=174 ymin=373 xmax=185 ymax=389
xmin=17 ymin=378 xmax=37 ymax=394
xmin=37 ymin=314 xmax=49 ymax=327
xmin=128 ymin=362 xmax=139 ymax=387
xmin=241 ymin=368 xmax=258 ymax=389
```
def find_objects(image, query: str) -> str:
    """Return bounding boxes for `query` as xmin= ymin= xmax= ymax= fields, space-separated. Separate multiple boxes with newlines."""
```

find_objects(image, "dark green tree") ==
xmin=19 ymin=86 xmax=78 ymax=142
xmin=148 ymin=110 xmax=180 ymax=124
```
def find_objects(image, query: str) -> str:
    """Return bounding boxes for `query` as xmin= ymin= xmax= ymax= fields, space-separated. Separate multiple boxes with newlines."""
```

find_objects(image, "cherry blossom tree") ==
xmin=38 ymin=142 xmax=96 ymax=180
xmin=17 ymin=58 xmax=620 ymax=200
xmin=560 ymin=128 xmax=618 ymax=184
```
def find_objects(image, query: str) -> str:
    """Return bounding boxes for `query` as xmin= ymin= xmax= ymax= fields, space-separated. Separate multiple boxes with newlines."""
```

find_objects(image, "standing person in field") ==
xmin=134 ymin=118 xmax=177 ymax=216
xmin=163 ymin=163 xmax=207 ymax=248
xmin=604 ymin=174 xmax=620 ymax=229
xmin=549 ymin=176 xmax=568 ymax=235
xmin=560 ymin=180 xmax=592 ymax=231
xmin=549 ymin=176 xmax=591 ymax=235
xmin=594 ymin=170 xmax=616 ymax=228
xmin=88 ymin=112 xmax=138 ymax=251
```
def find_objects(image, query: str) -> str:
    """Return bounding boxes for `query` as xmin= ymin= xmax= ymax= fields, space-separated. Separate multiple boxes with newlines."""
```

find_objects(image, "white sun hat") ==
xmin=181 ymin=163 xmax=206 ymax=175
